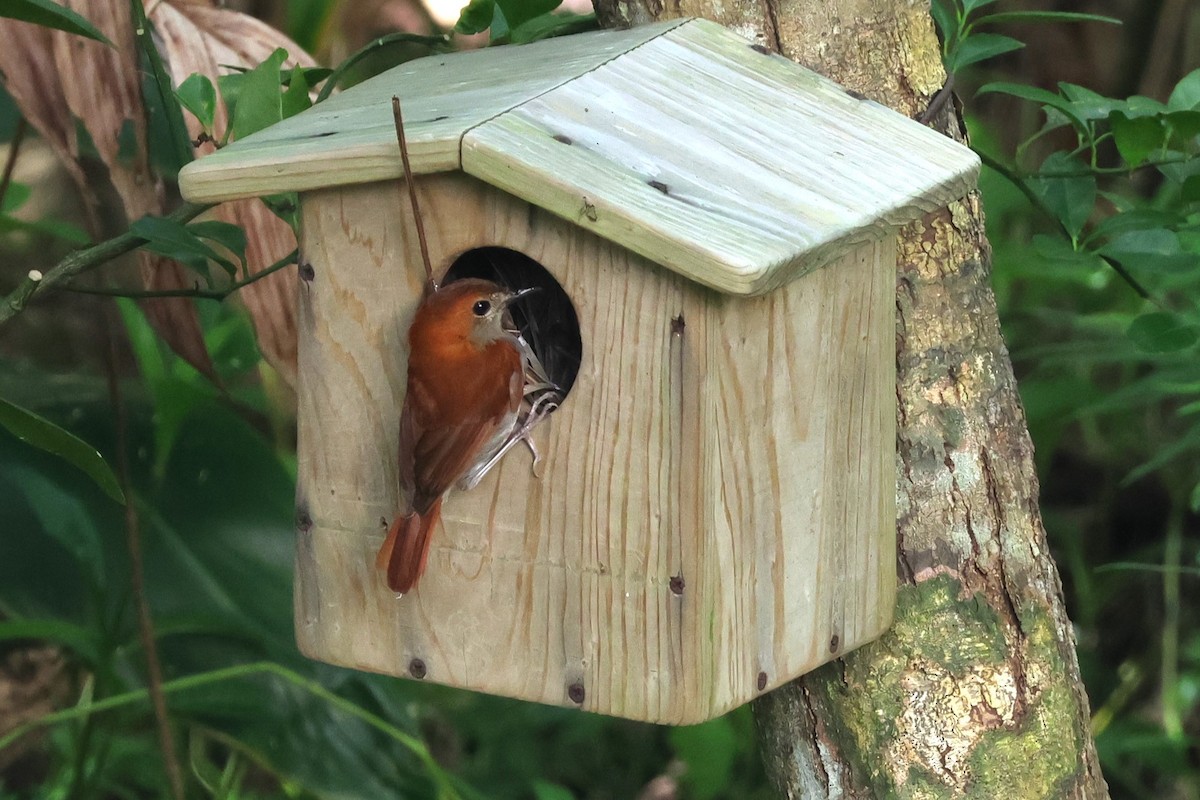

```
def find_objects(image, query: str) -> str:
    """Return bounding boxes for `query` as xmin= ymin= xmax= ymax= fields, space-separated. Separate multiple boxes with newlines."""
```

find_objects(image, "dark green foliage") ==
xmin=0 ymin=0 xmax=112 ymax=45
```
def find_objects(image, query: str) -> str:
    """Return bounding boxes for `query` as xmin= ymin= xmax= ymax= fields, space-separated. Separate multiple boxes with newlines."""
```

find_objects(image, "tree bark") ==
xmin=592 ymin=0 xmax=1110 ymax=796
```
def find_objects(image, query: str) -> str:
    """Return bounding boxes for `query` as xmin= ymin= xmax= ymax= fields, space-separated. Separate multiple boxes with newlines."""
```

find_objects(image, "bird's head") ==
xmin=417 ymin=278 xmax=536 ymax=348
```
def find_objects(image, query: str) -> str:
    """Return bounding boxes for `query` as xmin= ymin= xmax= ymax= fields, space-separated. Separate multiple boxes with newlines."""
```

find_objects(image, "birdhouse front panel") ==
xmin=290 ymin=172 xmax=896 ymax=724
xmin=179 ymin=17 xmax=977 ymax=724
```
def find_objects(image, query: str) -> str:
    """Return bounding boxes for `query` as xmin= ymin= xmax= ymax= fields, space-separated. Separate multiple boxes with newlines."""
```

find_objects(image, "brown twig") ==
xmin=392 ymin=95 xmax=436 ymax=293
xmin=103 ymin=309 xmax=186 ymax=800
xmin=918 ymin=74 xmax=955 ymax=125
xmin=0 ymin=201 xmax=211 ymax=325
xmin=63 ymin=249 xmax=298 ymax=300
xmin=0 ymin=117 xmax=29 ymax=211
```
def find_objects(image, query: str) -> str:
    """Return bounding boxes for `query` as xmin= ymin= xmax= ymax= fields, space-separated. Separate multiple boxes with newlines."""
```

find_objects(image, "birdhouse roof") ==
xmin=179 ymin=18 xmax=978 ymax=295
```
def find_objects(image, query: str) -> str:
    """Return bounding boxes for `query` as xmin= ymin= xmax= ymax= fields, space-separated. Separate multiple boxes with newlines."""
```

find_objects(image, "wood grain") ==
xmin=294 ymin=173 xmax=895 ymax=723
xmin=463 ymin=19 xmax=976 ymax=294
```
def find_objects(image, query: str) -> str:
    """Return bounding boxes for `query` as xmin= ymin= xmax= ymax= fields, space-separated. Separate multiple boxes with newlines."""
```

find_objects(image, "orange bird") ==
xmin=376 ymin=278 xmax=534 ymax=595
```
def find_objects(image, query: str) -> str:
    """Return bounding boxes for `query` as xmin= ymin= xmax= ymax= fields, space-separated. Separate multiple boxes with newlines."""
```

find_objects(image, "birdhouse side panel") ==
xmin=705 ymin=238 xmax=898 ymax=708
xmin=294 ymin=174 xmax=728 ymax=724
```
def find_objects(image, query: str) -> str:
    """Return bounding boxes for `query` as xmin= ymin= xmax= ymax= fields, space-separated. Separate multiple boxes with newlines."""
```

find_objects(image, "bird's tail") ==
xmin=376 ymin=497 xmax=442 ymax=595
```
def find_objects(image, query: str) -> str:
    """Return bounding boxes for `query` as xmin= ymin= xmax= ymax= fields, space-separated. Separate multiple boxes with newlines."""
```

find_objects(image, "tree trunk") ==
xmin=592 ymin=0 xmax=1109 ymax=796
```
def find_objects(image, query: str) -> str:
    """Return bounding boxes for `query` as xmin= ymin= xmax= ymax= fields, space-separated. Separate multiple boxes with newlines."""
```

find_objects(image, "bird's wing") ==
xmin=399 ymin=382 xmax=509 ymax=514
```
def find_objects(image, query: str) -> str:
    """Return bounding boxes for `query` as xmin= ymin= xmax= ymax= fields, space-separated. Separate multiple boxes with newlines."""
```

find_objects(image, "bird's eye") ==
xmin=472 ymin=300 xmax=491 ymax=317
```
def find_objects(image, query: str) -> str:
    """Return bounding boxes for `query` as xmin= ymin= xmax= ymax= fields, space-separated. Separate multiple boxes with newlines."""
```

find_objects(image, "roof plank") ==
xmin=178 ymin=19 xmax=686 ymax=203
xmin=462 ymin=19 xmax=979 ymax=294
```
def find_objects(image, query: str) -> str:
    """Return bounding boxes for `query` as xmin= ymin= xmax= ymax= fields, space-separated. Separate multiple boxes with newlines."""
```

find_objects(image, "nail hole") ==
xmin=552 ymin=133 xmax=572 ymax=144
xmin=296 ymin=511 xmax=312 ymax=532
xmin=567 ymin=682 xmax=585 ymax=704
xmin=647 ymin=179 xmax=669 ymax=194
xmin=669 ymin=575 xmax=685 ymax=595
xmin=670 ymin=314 xmax=685 ymax=336
xmin=299 ymin=262 xmax=316 ymax=282
xmin=829 ymin=634 xmax=840 ymax=652
xmin=757 ymin=671 xmax=768 ymax=691
xmin=409 ymin=658 xmax=427 ymax=679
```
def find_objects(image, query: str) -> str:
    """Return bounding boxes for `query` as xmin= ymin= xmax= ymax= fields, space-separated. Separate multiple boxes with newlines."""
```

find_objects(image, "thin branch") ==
xmin=976 ymin=149 xmax=1156 ymax=302
xmin=0 ymin=118 xmax=29 ymax=211
xmin=63 ymin=249 xmax=298 ymax=300
xmin=917 ymin=74 xmax=956 ymax=125
xmin=0 ymin=201 xmax=212 ymax=325
xmin=392 ymin=95 xmax=437 ymax=293
xmin=103 ymin=308 xmax=185 ymax=800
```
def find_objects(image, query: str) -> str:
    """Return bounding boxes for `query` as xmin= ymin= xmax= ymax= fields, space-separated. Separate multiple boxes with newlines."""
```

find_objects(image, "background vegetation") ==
xmin=0 ymin=0 xmax=1197 ymax=798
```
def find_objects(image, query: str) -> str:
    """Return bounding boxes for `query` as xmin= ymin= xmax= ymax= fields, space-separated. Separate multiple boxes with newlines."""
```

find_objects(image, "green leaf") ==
xmin=930 ymin=0 xmax=957 ymax=43
xmin=228 ymin=49 xmax=289 ymax=141
xmin=1029 ymin=152 xmax=1095 ymax=238
xmin=973 ymin=11 xmax=1121 ymax=27
xmin=455 ymin=0 xmax=499 ymax=35
xmin=490 ymin=3 xmax=512 ymax=40
xmin=0 ymin=397 xmax=125 ymax=504
xmin=131 ymin=215 xmax=237 ymax=279
xmin=1 ymin=181 xmax=31 ymax=213
xmin=1088 ymin=209 xmax=1184 ymax=244
xmin=0 ymin=0 xmax=112 ymax=44
xmin=176 ymin=73 xmax=217 ymax=131
xmin=976 ymin=81 xmax=1088 ymax=134
xmin=280 ymin=63 xmax=313 ymax=120
xmin=1168 ymin=68 xmax=1200 ymax=112
xmin=187 ymin=220 xmax=248 ymax=272
xmin=508 ymin=11 xmax=597 ymax=43
xmin=961 ymin=0 xmax=1000 ymax=13
xmin=1057 ymin=83 xmax=1125 ymax=122
xmin=1190 ymin=482 xmax=1200 ymax=514
xmin=1109 ymin=111 xmax=1167 ymax=167
xmin=0 ymin=618 xmax=102 ymax=666
xmin=1126 ymin=312 xmax=1199 ymax=353
xmin=532 ymin=781 xmax=575 ymax=800
xmin=494 ymin=0 xmax=560 ymax=31
xmin=132 ymin=0 xmax=192 ymax=179
xmin=1101 ymin=230 xmax=1197 ymax=272
xmin=947 ymin=33 xmax=1023 ymax=72
xmin=1182 ymin=175 xmax=1200 ymax=204
xmin=670 ymin=717 xmax=738 ymax=800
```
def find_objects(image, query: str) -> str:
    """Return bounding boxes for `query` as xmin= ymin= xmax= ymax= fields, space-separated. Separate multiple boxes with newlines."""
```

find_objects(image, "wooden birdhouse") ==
xmin=179 ymin=18 xmax=978 ymax=724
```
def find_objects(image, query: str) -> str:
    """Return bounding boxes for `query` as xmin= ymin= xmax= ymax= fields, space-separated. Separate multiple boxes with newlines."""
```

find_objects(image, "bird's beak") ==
xmin=505 ymin=286 xmax=540 ymax=305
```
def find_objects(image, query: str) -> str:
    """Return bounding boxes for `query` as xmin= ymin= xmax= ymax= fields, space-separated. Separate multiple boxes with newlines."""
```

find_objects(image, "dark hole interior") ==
xmin=442 ymin=247 xmax=583 ymax=400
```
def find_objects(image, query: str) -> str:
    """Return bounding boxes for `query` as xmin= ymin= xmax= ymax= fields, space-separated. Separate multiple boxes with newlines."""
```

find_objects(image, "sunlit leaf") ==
xmin=456 ymin=0 xmax=496 ymax=35
xmin=0 ymin=0 xmax=112 ymax=44
xmin=228 ymin=48 xmax=289 ymax=142
xmin=0 ymin=397 xmax=124 ymax=504
xmin=1168 ymin=68 xmax=1200 ymax=112
xmin=176 ymin=73 xmax=217 ymax=131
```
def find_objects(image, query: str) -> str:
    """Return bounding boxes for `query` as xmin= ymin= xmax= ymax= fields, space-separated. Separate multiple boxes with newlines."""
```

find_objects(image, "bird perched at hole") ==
xmin=376 ymin=278 xmax=549 ymax=595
